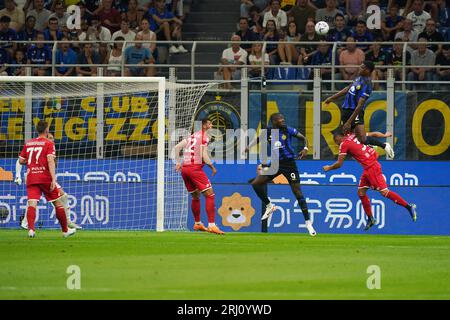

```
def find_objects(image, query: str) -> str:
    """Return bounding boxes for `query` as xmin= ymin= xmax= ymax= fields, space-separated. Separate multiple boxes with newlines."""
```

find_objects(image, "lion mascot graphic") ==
xmin=218 ymin=193 xmax=255 ymax=231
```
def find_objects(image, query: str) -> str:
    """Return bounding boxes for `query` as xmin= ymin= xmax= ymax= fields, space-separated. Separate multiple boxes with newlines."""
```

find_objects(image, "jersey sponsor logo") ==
xmin=218 ymin=193 xmax=255 ymax=231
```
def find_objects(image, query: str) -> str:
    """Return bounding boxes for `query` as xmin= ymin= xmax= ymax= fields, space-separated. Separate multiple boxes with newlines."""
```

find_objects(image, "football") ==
xmin=315 ymin=21 xmax=329 ymax=36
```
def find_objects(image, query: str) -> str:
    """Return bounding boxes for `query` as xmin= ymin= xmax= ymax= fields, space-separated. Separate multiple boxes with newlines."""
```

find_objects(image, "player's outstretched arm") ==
xmin=295 ymin=132 xmax=309 ymax=159
xmin=47 ymin=155 xmax=57 ymax=191
xmin=324 ymin=85 xmax=351 ymax=105
xmin=15 ymin=158 xmax=26 ymax=185
xmin=367 ymin=131 xmax=392 ymax=138
xmin=323 ymin=154 xmax=346 ymax=172
xmin=202 ymin=145 xmax=217 ymax=176
xmin=174 ymin=139 xmax=187 ymax=172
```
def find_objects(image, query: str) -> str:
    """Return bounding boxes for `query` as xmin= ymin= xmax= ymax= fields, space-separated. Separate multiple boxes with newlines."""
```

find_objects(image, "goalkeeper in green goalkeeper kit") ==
xmin=15 ymin=133 xmax=82 ymax=230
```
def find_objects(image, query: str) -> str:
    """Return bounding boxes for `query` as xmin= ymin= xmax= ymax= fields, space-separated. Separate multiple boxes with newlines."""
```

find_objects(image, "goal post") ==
xmin=0 ymin=76 xmax=213 ymax=231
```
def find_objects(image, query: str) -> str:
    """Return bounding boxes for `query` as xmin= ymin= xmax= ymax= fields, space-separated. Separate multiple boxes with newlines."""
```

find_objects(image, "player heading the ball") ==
xmin=323 ymin=129 xmax=417 ymax=230
xmin=18 ymin=120 xmax=76 ymax=238
xmin=174 ymin=118 xmax=225 ymax=235
xmin=324 ymin=61 xmax=395 ymax=159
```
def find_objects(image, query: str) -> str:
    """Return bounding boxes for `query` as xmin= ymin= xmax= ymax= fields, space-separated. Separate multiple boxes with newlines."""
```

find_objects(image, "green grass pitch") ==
xmin=1 ymin=230 xmax=450 ymax=299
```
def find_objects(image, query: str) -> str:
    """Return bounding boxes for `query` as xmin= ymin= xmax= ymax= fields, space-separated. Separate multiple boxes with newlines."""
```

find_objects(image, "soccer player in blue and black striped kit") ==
xmin=324 ymin=61 xmax=395 ymax=159
xmin=246 ymin=113 xmax=316 ymax=236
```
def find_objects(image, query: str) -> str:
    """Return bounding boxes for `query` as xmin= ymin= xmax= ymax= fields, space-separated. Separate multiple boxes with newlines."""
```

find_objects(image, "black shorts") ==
xmin=263 ymin=160 xmax=300 ymax=184
xmin=341 ymin=108 xmax=365 ymax=128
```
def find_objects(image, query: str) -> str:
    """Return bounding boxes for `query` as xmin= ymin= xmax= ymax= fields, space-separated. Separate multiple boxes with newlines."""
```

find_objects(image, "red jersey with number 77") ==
xmin=19 ymin=137 xmax=56 ymax=185
xmin=339 ymin=134 xmax=379 ymax=169
xmin=182 ymin=130 xmax=209 ymax=168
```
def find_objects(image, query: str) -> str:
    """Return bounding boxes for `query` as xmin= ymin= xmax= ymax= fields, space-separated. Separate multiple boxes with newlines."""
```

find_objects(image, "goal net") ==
xmin=0 ymin=77 xmax=213 ymax=231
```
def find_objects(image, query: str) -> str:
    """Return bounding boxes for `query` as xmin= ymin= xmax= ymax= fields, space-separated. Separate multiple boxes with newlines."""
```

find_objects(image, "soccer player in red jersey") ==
xmin=18 ymin=120 xmax=76 ymax=238
xmin=16 ymin=132 xmax=82 ymax=230
xmin=323 ymin=130 xmax=417 ymax=230
xmin=174 ymin=118 xmax=225 ymax=235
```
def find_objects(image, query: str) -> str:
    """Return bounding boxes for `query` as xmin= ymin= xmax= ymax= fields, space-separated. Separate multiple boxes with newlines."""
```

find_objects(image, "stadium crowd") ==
xmin=221 ymin=0 xmax=450 ymax=89
xmin=0 ymin=0 xmax=449 ymax=89
xmin=0 ymin=0 xmax=188 ymax=77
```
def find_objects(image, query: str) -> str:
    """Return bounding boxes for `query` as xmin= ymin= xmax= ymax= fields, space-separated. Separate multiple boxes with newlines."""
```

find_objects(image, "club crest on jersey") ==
xmin=273 ymin=141 xmax=283 ymax=149
xmin=282 ymin=134 xmax=287 ymax=140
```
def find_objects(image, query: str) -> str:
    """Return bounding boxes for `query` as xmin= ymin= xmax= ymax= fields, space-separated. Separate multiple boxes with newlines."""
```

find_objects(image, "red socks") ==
xmin=55 ymin=206 xmax=68 ymax=232
xmin=27 ymin=206 xmax=36 ymax=231
xmin=205 ymin=193 xmax=216 ymax=224
xmin=359 ymin=194 xmax=373 ymax=217
xmin=384 ymin=190 xmax=408 ymax=207
xmin=191 ymin=198 xmax=201 ymax=222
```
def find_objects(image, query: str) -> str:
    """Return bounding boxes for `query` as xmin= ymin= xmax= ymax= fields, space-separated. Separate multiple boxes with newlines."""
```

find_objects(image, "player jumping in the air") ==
xmin=18 ymin=120 xmax=76 ymax=238
xmin=16 ymin=132 xmax=82 ymax=230
xmin=246 ymin=113 xmax=316 ymax=236
xmin=323 ymin=61 xmax=395 ymax=159
xmin=323 ymin=129 xmax=417 ymax=230
xmin=174 ymin=118 xmax=225 ymax=235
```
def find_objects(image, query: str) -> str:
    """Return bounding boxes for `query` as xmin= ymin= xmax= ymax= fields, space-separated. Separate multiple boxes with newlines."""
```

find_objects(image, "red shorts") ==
xmin=27 ymin=183 xmax=63 ymax=202
xmin=358 ymin=162 xmax=388 ymax=191
xmin=181 ymin=165 xmax=212 ymax=193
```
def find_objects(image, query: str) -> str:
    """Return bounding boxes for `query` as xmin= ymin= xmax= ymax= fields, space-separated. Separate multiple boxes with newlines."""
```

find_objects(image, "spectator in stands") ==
xmin=18 ymin=15 xmax=37 ymax=44
xmin=436 ymin=0 xmax=449 ymax=27
xmin=382 ymin=3 xmax=404 ymax=41
xmin=241 ymin=0 xmax=270 ymax=18
xmin=262 ymin=0 xmax=287 ymax=31
xmin=327 ymin=13 xmax=351 ymax=43
xmin=49 ymin=1 xmax=70 ymax=32
xmin=287 ymin=0 xmax=316 ymax=35
xmin=387 ymin=0 xmax=412 ymax=17
xmin=137 ymin=18 xmax=157 ymax=59
xmin=235 ymin=17 xmax=260 ymax=54
xmin=388 ymin=39 xmax=411 ymax=81
xmin=112 ymin=19 xmax=136 ymax=43
xmin=407 ymin=37 xmax=437 ymax=90
xmin=418 ymin=19 xmax=444 ymax=55
xmin=309 ymin=40 xmax=333 ymax=89
xmin=436 ymin=44 xmax=450 ymax=90
xmin=86 ymin=15 xmax=111 ymax=63
xmin=365 ymin=41 xmax=388 ymax=89
xmin=43 ymin=16 xmax=64 ymax=41
xmin=121 ymin=0 xmax=143 ymax=31
xmin=339 ymin=36 xmax=365 ymax=82
xmin=351 ymin=20 xmax=374 ymax=52
xmin=27 ymin=32 xmax=51 ymax=76
xmin=124 ymin=33 xmax=155 ymax=76
xmin=346 ymin=0 xmax=366 ymax=27
xmin=248 ymin=5 xmax=264 ymax=34
xmin=146 ymin=0 xmax=186 ymax=54
xmin=95 ymin=0 xmax=122 ymax=33
xmin=0 ymin=15 xmax=17 ymax=57
xmin=107 ymin=36 xmax=124 ymax=76
xmin=357 ymin=0 xmax=385 ymax=40
xmin=299 ymin=20 xmax=320 ymax=65
xmin=9 ymin=48 xmax=27 ymax=76
xmin=219 ymin=34 xmax=248 ymax=89
xmin=406 ymin=0 xmax=430 ymax=34
xmin=248 ymin=42 xmax=269 ymax=78
xmin=315 ymin=0 xmax=343 ymax=30
xmin=395 ymin=18 xmax=418 ymax=54
xmin=278 ymin=20 xmax=300 ymax=65
xmin=84 ymin=0 xmax=102 ymax=14
xmin=55 ymin=37 xmax=78 ymax=76
xmin=76 ymin=42 xmax=101 ymax=76
xmin=263 ymin=19 xmax=280 ymax=65
xmin=0 ymin=0 xmax=25 ymax=31
xmin=23 ymin=0 xmax=53 ymax=12
xmin=77 ymin=1 xmax=93 ymax=24
xmin=26 ymin=0 xmax=52 ymax=32
xmin=0 ymin=47 xmax=10 ymax=76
